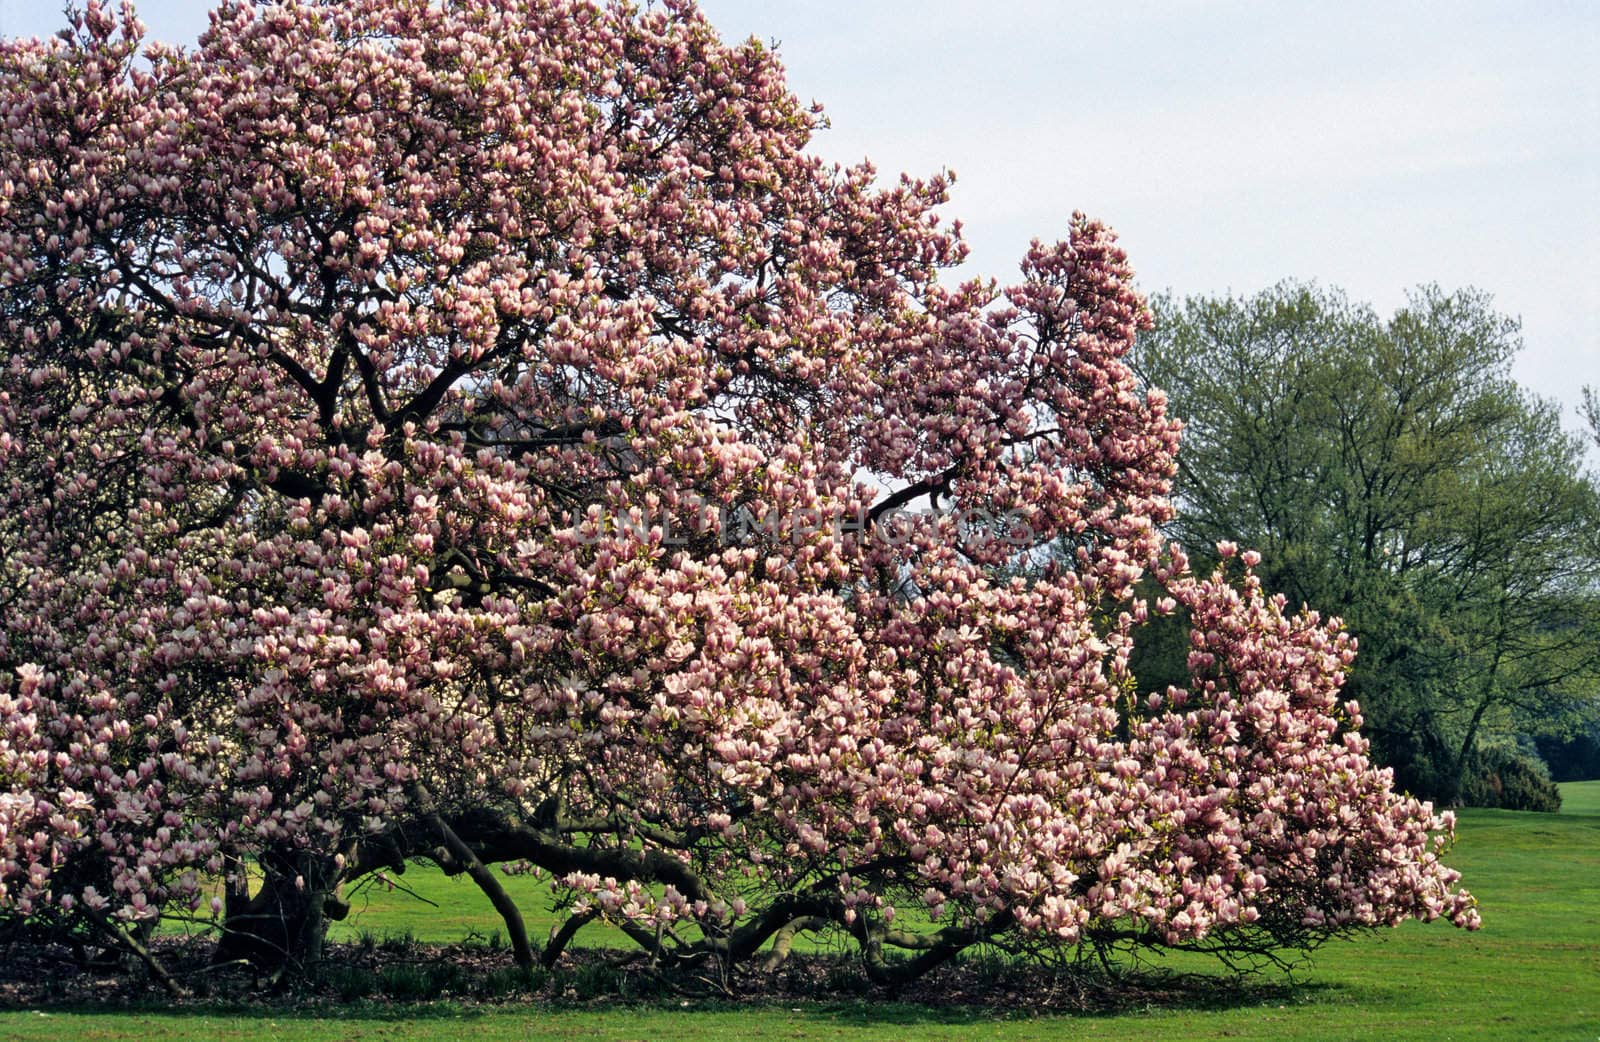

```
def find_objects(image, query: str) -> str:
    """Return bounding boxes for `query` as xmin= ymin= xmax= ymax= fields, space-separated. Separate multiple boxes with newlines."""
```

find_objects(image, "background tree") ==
xmin=0 ymin=0 xmax=1475 ymax=991
xmin=1133 ymin=283 xmax=1600 ymax=805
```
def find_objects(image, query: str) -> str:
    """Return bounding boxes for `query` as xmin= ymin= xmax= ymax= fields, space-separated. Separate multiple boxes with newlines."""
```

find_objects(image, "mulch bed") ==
xmin=0 ymin=936 xmax=1300 ymax=1015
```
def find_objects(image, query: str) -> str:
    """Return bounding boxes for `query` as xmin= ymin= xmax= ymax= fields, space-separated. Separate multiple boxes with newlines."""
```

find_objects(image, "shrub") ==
xmin=1460 ymin=746 xmax=1562 ymax=812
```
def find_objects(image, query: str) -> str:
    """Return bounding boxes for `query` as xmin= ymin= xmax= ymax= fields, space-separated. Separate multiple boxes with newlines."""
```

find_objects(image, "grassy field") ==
xmin=1560 ymin=778 xmax=1600 ymax=816
xmin=2 ymin=782 xmax=1597 ymax=1041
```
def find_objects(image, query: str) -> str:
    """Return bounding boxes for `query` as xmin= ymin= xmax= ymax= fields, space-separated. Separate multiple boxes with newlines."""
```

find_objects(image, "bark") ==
xmin=542 ymin=909 xmax=598 ymax=969
xmin=855 ymin=910 xmax=1015 ymax=987
xmin=442 ymin=804 xmax=716 ymax=906
xmin=412 ymin=783 xmax=537 ymax=970
xmin=83 ymin=906 xmax=189 ymax=998
xmin=210 ymin=853 xmax=331 ymax=975
xmin=759 ymin=915 xmax=827 ymax=971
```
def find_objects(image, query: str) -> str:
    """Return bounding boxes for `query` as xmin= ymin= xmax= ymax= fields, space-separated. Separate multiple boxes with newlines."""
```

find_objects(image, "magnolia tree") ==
xmin=0 ymin=0 xmax=1475 ymax=992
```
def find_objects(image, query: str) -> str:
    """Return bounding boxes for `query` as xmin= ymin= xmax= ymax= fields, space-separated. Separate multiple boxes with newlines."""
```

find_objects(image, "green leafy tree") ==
xmin=1133 ymin=283 xmax=1600 ymax=805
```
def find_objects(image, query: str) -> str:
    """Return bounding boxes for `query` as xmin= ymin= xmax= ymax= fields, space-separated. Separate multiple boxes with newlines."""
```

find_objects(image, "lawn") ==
xmin=3 ymin=782 xmax=1597 ymax=1042
xmin=1560 ymin=777 xmax=1600 ymax=817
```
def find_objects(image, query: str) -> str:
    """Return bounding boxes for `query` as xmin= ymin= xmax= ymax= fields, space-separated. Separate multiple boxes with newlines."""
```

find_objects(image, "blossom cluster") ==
xmin=0 ymin=0 xmax=1473 ymax=969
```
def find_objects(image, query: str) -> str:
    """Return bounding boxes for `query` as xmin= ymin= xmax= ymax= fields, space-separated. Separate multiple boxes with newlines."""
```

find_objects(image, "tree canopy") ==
xmin=0 ymin=0 xmax=1475 ymax=990
xmin=1133 ymin=283 xmax=1600 ymax=806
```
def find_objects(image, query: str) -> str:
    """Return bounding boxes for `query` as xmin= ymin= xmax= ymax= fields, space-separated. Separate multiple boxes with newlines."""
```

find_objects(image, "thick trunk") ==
xmin=211 ymin=852 xmax=335 ymax=976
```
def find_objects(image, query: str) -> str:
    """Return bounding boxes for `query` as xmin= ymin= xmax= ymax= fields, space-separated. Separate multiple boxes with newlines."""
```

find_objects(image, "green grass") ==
xmin=1559 ymin=777 xmax=1600 ymax=816
xmin=5 ymin=783 xmax=1598 ymax=1041
xmin=329 ymin=869 xmax=570 ymax=948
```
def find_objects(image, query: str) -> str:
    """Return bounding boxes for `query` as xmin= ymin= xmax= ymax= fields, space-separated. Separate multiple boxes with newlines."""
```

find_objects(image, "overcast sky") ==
xmin=4 ymin=0 xmax=1595 ymax=434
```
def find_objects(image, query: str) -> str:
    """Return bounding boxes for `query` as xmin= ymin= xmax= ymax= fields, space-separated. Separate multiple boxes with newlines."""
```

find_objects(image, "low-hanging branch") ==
xmin=411 ymin=784 xmax=537 ymax=971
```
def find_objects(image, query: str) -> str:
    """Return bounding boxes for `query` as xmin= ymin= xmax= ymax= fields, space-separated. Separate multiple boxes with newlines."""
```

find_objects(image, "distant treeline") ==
xmin=1129 ymin=283 xmax=1600 ymax=808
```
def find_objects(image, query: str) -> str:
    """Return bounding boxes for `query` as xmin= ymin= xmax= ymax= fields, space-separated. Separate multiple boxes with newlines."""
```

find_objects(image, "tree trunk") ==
xmin=211 ymin=851 xmax=334 ymax=976
xmin=1450 ymin=648 xmax=1504 ymax=806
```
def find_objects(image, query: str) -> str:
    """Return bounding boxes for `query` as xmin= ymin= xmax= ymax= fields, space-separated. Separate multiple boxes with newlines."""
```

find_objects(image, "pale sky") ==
xmin=5 ymin=0 xmax=1596 ymax=434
